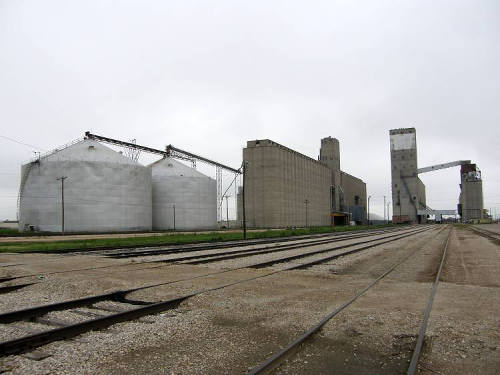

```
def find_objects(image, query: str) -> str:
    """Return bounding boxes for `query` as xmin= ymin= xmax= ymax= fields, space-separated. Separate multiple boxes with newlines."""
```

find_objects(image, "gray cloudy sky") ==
xmin=1 ymin=0 xmax=499 ymax=220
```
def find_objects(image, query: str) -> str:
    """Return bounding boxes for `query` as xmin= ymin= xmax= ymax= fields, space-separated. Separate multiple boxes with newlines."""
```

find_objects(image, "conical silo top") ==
xmin=149 ymin=157 xmax=212 ymax=178
xmin=42 ymin=139 xmax=140 ymax=165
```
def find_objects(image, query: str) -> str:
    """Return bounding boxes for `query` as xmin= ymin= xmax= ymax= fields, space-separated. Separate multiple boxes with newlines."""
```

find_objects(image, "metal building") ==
xmin=149 ymin=157 xmax=217 ymax=230
xmin=18 ymin=139 xmax=152 ymax=232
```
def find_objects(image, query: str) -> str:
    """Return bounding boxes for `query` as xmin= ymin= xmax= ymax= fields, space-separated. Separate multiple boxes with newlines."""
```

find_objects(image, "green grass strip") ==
xmin=0 ymin=224 xmax=396 ymax=254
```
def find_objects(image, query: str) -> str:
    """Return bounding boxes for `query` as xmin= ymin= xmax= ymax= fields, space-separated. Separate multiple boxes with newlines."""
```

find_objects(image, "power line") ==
xmin=0 ymin=135 xmax=45 ymax=151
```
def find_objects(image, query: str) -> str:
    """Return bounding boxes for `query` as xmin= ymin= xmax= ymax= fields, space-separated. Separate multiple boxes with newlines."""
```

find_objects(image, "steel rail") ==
xmin=247 ymin=226 xmax=447 ymax=374
xmin=0 ymin=227 xmax=432 ymax=357
xmin=104 ymin=227 xmax=405 ymax=259
xmin=3 ymin=227 xmax=407 ymax=258
xmin=274 ymin=227 xmax=432 ymax=272
xmin=0 ymin=231 xmax=359 ymax=283
xmin=0 ymin=277 xmax=17 ymax=283
xmin=248 ymin=227 xmax=429 ymax=269
xmin=469 ymin=226 xmax=500 ymax=241
xmin=73 ymin=228 xmax=422 ymax=284
xmin=0 ymin=231 xmax=355 ymax=282
xmin=44 ymin=230 xmax=406 ymax=288
xmin=48 ymin=229 xmax=372 ymax=255
xmin=0 ymin=228 xmax=408 ymax=284
xmin=0 ymin=229 xmax=407 ymax=298
xmin=46 ymin=228 xmax=425 ymax=295
xmin=105 ymin=231 xmax=371 ymax=258
xmin=184 ymin=228 xmax=424 ymax=266
xmin=0 ymin=229 xmax=423 ymax=321
xmin=0 ymin=295 xmax=191 ymax=356
xmin=0 ymin=290 xmax=130 ymax=324
xmin=151 ymin=228 xmax=412 ymax=265
xmin=407 ymin=227 xmax=451 ymax=375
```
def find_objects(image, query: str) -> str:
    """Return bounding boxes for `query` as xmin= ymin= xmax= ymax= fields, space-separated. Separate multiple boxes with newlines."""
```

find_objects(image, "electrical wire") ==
xmin=0 ymin=135 xmax=45 ymax=151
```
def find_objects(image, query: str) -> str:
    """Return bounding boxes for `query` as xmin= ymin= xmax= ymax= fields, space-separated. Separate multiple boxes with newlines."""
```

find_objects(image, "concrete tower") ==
xmin=459 ymin=164 xmax=484 ymax=222
xmin=319 ymin=137 xmax=341 ymax=212
xmin=390 ymin=128 xmax=427 ymax=224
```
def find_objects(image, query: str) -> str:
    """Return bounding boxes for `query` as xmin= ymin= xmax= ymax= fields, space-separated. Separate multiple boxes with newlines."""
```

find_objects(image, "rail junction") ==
xmin=0 ymin=224 xmax=499 ymax=374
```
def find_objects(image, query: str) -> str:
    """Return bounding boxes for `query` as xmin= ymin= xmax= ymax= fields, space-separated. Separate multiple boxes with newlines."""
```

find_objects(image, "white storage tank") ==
xmin=18 ymin=139 xmax=152 ymax=232
xmin=150 ymin=157 xmax=217 ymax=230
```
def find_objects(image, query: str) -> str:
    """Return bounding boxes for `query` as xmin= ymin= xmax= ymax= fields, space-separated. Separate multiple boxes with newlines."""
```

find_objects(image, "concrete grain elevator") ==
xmin=389 ymin=128 xmax=485 ymax=223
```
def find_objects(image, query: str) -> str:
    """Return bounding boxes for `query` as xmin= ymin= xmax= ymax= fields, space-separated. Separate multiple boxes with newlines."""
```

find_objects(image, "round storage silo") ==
xmin=18 ymin=139 xmax=152 ymax=232
xmin=150 ymin=157 xmax=217 ymax=230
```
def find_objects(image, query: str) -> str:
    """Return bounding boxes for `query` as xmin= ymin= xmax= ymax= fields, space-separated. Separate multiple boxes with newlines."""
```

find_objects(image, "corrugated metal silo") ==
xmin=18 ymin=139 xmax=152 ymax=232
xmin=150 ymin=157 xmax=217 ymax=230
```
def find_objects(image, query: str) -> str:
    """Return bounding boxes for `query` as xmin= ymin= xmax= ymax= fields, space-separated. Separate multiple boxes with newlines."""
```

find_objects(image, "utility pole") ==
xmin=367 ymin=195 xmax=372 ymax=226
xmin=56 ymin=176 xmax=67 ymax=235
xmin=225 ymin=195 xmax=231 ymax=228
xmin=387 ymin=201 xmax=391 ymax=223
xmin=242 ymin=161 xmax=247 ymax=239
xmin=304 ymin=199 xmax=309 ymax=228
xmin=329 ymin=185 xmax=334 ymax=227
xmin=383 ymin=195 xmax=386 ymax=224
xmin=173 ymin=204 xmax=176 ymax=231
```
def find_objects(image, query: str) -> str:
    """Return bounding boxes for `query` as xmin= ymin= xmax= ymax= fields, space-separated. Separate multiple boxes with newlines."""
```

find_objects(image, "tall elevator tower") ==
xmin=319 ymin=137 xmax=341 ymax=212
xmin=390 ymin=128 xmax=484 ymax=224
xmin=390 ymin=128 xmax=427 ymax=223
xmin=458 ymin=164 xmax=484 ymax=221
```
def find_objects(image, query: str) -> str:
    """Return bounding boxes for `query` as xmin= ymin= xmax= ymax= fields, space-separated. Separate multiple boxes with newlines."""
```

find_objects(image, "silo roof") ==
xmin=149 ymin=157 xmax=212 ymax=178
xmin=41 ymin=139 xmax=140 ymax=165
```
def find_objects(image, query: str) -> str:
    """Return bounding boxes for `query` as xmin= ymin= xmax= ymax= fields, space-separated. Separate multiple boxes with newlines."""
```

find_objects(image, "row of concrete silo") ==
xmin=18 ymin=139 xmax=217 ymax=232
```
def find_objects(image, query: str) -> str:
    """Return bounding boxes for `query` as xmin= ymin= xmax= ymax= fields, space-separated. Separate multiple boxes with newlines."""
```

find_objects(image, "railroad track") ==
xmin=246 ymin=225 xmax=450 ymax=375
xmin=407 ymin=226 xmax=450 ymax=374
xmin=99 ymin=226 xmax=408 ymax=259
xmin=469 ymin=226 xmax=500 ymax=242
xmin=0 ymin=226 xmax=432 ymax=357
xmin=0 ymin=226 xmax=412 ymax=285
xmin=145 ymin=227 xmax=418 ymax=265
xmin=36 ymin=228 xmax=399 ymax=255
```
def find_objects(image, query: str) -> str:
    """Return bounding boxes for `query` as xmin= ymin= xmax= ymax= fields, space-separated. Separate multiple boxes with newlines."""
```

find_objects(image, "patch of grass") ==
xmin=0 ymin=228 xmax=19 ymax=236
xmin=0 ymin=224 xmax=397 ymax=254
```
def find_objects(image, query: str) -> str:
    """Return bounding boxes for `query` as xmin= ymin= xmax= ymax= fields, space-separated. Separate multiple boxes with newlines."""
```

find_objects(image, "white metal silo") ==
xmin=18 ymin=139 xmax=152 ymax=232
xmin=150 ymin=157 xmax=217 ymax=230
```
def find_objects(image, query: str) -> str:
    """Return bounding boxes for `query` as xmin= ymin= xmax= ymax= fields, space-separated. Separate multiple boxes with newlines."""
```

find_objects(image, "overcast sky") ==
xmin=1 ymin=0 xmax=499 ymax=221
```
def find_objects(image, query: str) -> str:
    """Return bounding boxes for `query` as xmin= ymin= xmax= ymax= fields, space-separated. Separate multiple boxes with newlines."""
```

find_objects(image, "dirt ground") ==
xmin=0 ymin=224 xmax=498 ymax=374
